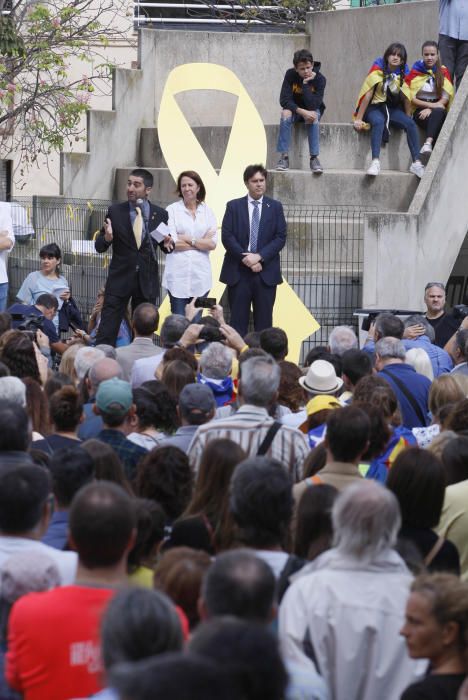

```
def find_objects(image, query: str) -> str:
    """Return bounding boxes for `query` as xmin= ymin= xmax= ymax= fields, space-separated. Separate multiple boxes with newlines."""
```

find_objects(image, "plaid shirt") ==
xmin=188 ymin=405 xmax=309 ymax=482
xmin=96 ymin=429 xmax=147 ymax=482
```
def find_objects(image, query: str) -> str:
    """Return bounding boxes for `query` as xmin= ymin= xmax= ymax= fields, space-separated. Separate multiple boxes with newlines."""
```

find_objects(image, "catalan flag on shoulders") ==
xmin=353 ymin=56 xmax=411 ymax=118
xmin=406 ymin=60 xmax=454 ymax=109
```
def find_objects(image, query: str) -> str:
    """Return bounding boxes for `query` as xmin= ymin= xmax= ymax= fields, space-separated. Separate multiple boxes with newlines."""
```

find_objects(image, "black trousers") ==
xmin=227 ymin=266 xmax=277 ymax=338
xmin=413 ymin=107 xmax=447 ymax=143
xmin=439 ymin=33 xmax=468 ymax=89
xmin=95 ymin=273 xmax=148 ymax=346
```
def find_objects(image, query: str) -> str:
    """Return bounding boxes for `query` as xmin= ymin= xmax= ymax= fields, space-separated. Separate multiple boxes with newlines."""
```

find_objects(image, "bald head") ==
xmin=88 ymin=358 xmax=123 ymax=395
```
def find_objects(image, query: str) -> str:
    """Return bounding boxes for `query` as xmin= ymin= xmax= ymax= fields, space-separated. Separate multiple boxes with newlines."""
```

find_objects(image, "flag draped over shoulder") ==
xmin=406 ymin=60 xmax=454 ymax=109
xmin=353 ymin=56 xmax=411 ymax=118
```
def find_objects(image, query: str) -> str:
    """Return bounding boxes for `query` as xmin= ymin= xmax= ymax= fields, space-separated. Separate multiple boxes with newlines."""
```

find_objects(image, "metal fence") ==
xmin=7 ymin=197 xmax=365 ymax=359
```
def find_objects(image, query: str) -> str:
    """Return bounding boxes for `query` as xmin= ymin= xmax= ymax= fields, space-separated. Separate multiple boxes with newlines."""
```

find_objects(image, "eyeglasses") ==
xmin=40 ymin=254 xmax=58 ymax=260
xmin=424 ymin=282 xmax=445 ymax=292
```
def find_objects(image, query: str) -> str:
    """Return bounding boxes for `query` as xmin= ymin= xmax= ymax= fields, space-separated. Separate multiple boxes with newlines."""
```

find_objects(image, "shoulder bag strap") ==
xmin=257 ymin=421 xmax=282 ymax=456
xmin=380 ymin=368 xmax=427 ymax=426
xmin=424 ymin=536 xmax=445 ymax=568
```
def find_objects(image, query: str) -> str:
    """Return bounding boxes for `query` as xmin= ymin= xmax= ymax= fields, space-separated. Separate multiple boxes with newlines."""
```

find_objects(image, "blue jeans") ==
xmin=364 ymin=105 xmax=420 ymax=161
xmin=276 ymin=109 xmax=321 ymax=156
xmin=168 ymin=291 xmax=208 ymax=323
xmin=0 ymin=283 xmax=8 ymax=311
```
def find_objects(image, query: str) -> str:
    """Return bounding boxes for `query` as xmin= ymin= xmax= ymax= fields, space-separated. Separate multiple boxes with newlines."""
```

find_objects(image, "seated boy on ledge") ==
xmin=276 ymin=48 xmax=327 ymax=174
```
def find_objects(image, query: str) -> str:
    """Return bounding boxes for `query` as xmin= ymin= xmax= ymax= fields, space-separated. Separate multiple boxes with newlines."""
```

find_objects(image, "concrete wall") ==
xmin=149 ymin=29 xmax=307 ymax=127
xmin=307 ymin=1 xmax=438 ymax=122
xmin=363 ymin=68 xmax=468 ymax=309
xmin=62 ymin=28 xmax=308 ymax=198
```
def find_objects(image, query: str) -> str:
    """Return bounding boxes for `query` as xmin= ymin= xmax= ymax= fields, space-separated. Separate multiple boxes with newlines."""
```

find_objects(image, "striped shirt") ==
xmin=188 ymin=405 xmax=309 ymax=482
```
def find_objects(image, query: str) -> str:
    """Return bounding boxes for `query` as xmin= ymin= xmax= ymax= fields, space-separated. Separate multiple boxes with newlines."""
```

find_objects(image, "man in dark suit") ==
xmin=95 ymin=169 xmax=173 ymax=346
xmin=220 ymin=164 xmax=287 ymax=337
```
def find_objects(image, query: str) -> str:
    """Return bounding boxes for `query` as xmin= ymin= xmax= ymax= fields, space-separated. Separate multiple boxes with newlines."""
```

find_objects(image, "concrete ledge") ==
xmin=140 ymin=123 xmax=422 ymax=173
xmin=115 ymin=165 xmax=418 ymax=212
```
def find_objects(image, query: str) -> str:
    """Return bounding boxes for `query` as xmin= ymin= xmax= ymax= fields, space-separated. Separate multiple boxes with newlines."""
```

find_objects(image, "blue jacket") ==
xmin=220 ymin=195 xmax=286 ymax=287
xmin=378 ymin=363 xmax=431 ymax=429
xmin=364 ymin=336 xmax=452 ymax=377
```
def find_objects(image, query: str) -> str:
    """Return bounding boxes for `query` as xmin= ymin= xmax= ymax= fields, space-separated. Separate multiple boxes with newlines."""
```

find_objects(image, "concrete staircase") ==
xmin=131 ymin=124 xmax=420 ymax=211
xmin=59 ymin=11 xmax=468 ymax=330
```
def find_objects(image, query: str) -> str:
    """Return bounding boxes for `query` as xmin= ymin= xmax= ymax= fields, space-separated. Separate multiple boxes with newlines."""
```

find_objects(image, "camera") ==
xmin=11 ymin=313 xmax=45 ymax=342
xmin=198 ymin=325 xmax=224 ymax=343
xmin=453 ymin=305 xmax=468 ymax=321
xmin=194 ymin=297 xmax=216 ymax=309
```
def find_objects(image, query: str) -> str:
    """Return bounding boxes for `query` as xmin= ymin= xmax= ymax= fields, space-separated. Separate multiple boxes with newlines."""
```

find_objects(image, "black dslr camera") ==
xmin=11 ymin=313 xmax=45 ymax=342
xmin=453 ymin=305 xmax=468 ymax=321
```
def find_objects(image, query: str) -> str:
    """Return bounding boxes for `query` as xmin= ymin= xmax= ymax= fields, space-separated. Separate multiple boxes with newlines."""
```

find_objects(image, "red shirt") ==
xmin=6 ymin=585 xmax=115 ymax=700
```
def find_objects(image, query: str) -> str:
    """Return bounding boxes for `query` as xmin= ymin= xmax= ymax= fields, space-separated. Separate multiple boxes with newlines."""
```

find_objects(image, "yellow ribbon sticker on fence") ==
xmin=157 ymin=62 xmax=319 ymax=362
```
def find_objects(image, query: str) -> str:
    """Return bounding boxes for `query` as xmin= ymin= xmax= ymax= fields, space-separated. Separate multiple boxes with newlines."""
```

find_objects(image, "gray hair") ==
xmin=95 ymin=344 xmax=118 ymax=360
xmin=404 ymin=315 xmax=435 ymax=343
xmin=0 ymin=551 xmax=60 ymax=640
xmin=375 ymin=337 xmax=406 ymax=361
xmin=0 ymin=552 xmax=60 ymax=603
xmin=88 ymin=358 xmax=123 ymax=391
xmin=199 ymin=342 xmax=233 ymax=379
xmin=0 ymin=377 xmax=26 ymax=406
xmin=405 ymin=348 xmax=434 ymax=381
xmin=74 ymin=347 xmax=105 ymax=381
xmin=328 ymin=326 xmax=358 ymax=356
xmin=332 ymin=481 xmax=401 ymax=561
xmin=239 ymin=356 xmax=280 ymax=407
xmin=160 ymin=315 xmax=190 ymax=348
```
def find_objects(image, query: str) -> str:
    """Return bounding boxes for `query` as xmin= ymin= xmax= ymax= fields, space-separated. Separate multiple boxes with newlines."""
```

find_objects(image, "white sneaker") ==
xmin=420 ymin=142 xmax=433 ymax=155
xmin=409 ymin=160 xmax=425 ymax=179
xmin=366 ymin=159 xmax=380 ymax=176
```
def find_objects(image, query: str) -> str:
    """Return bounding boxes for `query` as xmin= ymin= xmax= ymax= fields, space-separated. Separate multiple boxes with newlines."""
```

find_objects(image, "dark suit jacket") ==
xmin=95 ymin=201 xmax=169 ymax=300
xmin=220 ymin=195 xmax=287 ymax=287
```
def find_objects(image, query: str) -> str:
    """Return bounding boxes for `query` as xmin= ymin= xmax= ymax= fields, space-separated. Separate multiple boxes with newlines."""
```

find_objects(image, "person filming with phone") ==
xmin=164 ymin=170 xmax=217 ymax=321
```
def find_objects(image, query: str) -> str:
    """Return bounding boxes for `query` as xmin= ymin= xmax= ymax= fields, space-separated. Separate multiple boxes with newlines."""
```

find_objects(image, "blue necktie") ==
xmin=250 ymin=200 xmax=259 ymax=253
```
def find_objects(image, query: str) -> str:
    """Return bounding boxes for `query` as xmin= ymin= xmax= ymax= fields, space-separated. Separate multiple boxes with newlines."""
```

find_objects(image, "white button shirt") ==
xmin=0 ymin=203 xmax=15 ymax=284
xmin=163 ymin=200 xmax=217 ymax=298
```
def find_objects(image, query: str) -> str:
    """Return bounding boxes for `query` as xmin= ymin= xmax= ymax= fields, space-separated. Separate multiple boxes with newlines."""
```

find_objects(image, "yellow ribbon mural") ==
xmin=157 ymin=62 xmax=319 ymax=362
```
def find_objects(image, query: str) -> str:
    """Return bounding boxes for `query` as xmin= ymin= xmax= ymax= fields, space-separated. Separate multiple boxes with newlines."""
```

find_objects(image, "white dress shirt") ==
xmin=0 ymin=203 xmax=15 ymax=284
xmin=163 ymin=200 xmax=217 ymax=298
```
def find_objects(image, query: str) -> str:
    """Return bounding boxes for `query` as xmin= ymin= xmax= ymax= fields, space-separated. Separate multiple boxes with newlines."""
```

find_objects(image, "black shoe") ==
xmin=310 ymin=156 xmax=323 ymax=174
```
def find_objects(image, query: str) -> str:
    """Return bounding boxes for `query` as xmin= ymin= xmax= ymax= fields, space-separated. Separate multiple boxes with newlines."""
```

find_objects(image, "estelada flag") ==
xmin=353 ymin=56 xmax=411 ymax=120
xmin=406 ymin=60 xmax=454 ymax=110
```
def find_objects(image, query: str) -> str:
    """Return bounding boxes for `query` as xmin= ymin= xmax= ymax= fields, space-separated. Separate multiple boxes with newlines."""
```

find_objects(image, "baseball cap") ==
xmin=96 ymin=378 xmax=133 ymax=416
xmin=306 ymin=394 xmax=341 ymax=417
xmin=179 ymin=383 xmax=216 ymax=416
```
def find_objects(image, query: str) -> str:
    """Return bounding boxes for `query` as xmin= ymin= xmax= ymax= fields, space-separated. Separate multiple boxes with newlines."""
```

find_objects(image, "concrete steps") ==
xmin=114 ymin=165 xmax=418 ymax=212
xmin=140 ymin=123 xmax=423 ymax=173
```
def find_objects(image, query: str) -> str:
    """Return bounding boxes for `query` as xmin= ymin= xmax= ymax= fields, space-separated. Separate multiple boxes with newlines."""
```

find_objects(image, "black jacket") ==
xmin=279 ymin=62 xmax=326 ymax=114
xmin=95 ymin=201 xmax=169 ymax=301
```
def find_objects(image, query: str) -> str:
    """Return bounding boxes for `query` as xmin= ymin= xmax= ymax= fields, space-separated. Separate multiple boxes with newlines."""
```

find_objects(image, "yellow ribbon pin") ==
xmin=157 ymin=62 xmax=319 ymax=361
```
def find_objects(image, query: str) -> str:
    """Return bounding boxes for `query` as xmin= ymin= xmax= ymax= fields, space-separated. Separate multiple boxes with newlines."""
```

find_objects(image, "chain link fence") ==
xmin=7 ymin=197 xmax=366 ymax=358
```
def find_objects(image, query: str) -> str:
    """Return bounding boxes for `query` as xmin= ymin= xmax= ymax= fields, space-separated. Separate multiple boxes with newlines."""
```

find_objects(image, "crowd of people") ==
xmin=0 ymin=2 xmax=465 ymax=695
xmin=0 ymin=271 xmax=466 ymax=699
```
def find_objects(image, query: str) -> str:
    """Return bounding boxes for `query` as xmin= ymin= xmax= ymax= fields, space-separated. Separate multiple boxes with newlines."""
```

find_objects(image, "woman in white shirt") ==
xmin=164 ymin=171 xmax=217 ymax=317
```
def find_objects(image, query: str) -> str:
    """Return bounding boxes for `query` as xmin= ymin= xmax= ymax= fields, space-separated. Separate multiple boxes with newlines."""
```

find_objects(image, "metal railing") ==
xmin=7 ymin=197 xmax=365 ymax=359
xmin=133 ymin=0 xmax=328 ymax=29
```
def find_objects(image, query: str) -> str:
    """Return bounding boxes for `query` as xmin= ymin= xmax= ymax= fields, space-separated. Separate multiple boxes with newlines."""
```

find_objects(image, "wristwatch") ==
xmin=191 ymin=237 xmax=196 ymax=247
